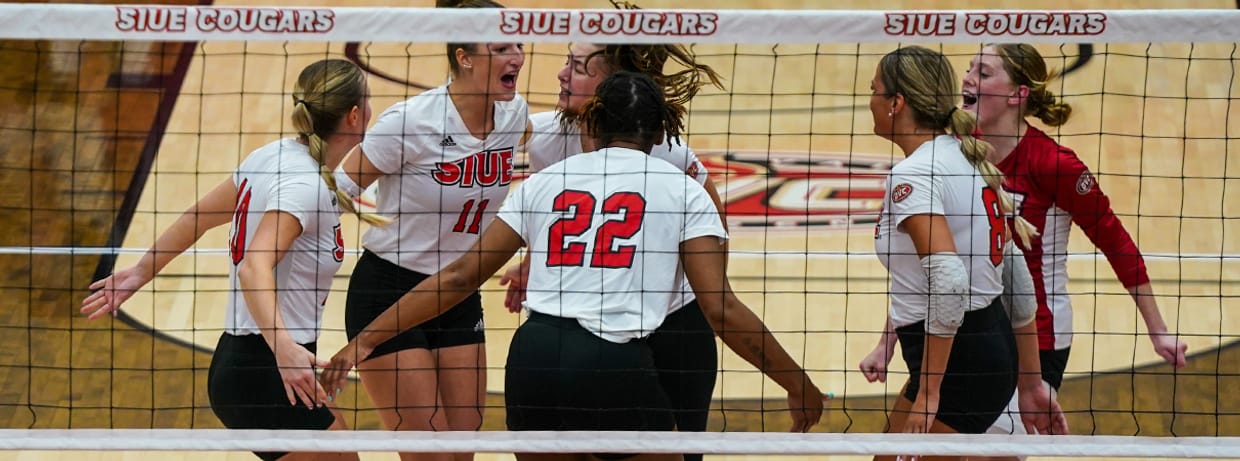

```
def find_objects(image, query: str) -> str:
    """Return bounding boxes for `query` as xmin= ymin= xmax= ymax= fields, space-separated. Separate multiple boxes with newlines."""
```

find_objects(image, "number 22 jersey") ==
xmin=497 ymin=147 xmax=727 ymax=343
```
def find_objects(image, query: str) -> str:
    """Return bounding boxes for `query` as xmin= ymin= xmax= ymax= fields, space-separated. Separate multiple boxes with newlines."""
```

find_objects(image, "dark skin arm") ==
xmin=320 ymin=220 xmax=525 ymax=390
xmin=680 ymin=235 xmax=823 ymax=432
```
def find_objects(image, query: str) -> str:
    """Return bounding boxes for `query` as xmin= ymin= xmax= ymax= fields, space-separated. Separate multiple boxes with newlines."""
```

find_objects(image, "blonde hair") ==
xmin=291 ymin=59 xmax=388 ymax=226
xmin=990 ymin=43 xmax=1073 ymax=127
xmin=879 ymin=46 xmax=1037 ymax=247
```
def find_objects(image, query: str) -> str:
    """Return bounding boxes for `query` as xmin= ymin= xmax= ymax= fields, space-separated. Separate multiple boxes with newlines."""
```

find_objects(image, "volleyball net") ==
xmin=1 ymin=3 xmax=1239 ymax=458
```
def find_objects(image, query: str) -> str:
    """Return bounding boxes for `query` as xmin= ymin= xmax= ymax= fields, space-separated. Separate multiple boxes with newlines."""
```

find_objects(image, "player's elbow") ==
xmin=439 ymin=261 xmax=480 ymax=294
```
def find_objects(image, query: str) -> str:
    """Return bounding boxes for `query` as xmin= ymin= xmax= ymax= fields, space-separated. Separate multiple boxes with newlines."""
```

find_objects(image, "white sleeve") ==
xmin=496 ymin=179 xmax=532 ymax=245
xmin=681 ymin=179 xmax=728 ymax=242
xmin=886 ymin=160 xmax=944 ymax=229
xmin=653 ymin=138 xmax=709 ymax=186
xmin=1002 ymin=241 xmax=1038 ymax=328
xmin=526 ymin=111 xmax=572 ymax=173
xmin=359 ymin=102 xmax=412 ymax=175
xmin=267 ymin=174 xmax=319 ymax=235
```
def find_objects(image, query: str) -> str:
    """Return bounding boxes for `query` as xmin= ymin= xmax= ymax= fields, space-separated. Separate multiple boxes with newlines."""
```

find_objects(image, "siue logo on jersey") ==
xmin=433 ymin=148 xmax=515 ymax=188
xmin=697 ymin=150 xmax=893 ymax=230
xmin=1075 ymin=171 xmax=1096 ymax=195
xmin=891 ymin=183 xmax=914 ymax=203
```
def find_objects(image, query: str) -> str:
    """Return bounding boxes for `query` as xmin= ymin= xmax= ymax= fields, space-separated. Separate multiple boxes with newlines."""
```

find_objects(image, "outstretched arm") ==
xmin=681 ymin=236 xmax=823 ymax=432
xmin=81 ymin=178 xmax=236 ymax=319
xmin=321 ymin=220 xmax=525 ymax=390
xmin=1047 ymin=150 xmax=1186 ymax=368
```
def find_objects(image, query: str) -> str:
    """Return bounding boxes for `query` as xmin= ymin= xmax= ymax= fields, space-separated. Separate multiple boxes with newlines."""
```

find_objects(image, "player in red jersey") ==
xmin=961 ymin=43 xmax=1188 ymax=384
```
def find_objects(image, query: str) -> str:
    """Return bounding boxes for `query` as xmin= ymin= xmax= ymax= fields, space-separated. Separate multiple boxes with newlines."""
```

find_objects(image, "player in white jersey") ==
xmin=323 ymin=71 xmax=824 ymax=461
xmin=82 ymin=59 xmax=372 ymax=461
xmin=503 ymin=39 xmax=726 ymax=460
xmin=328 ymin=1 xmax=527 ymax=457
xmin=865 ymin=46 xmax=1066 ymax=450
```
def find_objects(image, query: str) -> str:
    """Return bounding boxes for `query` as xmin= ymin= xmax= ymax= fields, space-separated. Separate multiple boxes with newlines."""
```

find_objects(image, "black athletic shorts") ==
xmin=896 ymin=297 xmax=1018 ymax=434
xmin=345 ymin=250 xmax=485 ymax=360
xmin=208 ymin=333 xmax=335 ymax=461
xmin=505 ymin=311 xmax=676 ymax=438
xmin=646 ymin=301 xmax=717 ymax=434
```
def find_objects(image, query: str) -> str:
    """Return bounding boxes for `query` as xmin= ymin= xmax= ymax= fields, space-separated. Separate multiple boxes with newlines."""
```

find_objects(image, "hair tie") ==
xmin=947 ymin=107 xmax=958 ymax=119
xmin=292 ymin=96 xmax=306 ymax=107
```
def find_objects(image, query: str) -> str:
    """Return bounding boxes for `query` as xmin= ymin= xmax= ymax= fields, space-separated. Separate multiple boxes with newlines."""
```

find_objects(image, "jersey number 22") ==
xmin=547 ymin=190 xmax=646 ymax=269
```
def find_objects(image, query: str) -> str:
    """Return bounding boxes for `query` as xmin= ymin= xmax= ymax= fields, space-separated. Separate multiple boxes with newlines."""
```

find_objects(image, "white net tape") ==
xmin=0 ymin=5 xmax=1238 ymax=44
xmin=2 ymin=430 xmax=1239 ymax=458
xmin=3 ymin=3 xmax=1238 ymax=459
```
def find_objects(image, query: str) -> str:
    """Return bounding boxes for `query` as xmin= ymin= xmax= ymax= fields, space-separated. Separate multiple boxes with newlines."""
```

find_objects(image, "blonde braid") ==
xmin=292 ymin=60 xmax=390 ymax=226
xmin=947 ymin=108 xmax=1038 ymax=248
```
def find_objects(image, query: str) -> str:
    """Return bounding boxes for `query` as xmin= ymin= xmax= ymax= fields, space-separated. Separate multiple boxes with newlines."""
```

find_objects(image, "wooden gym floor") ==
xmin=2 ymin=0 xmax=1240 ymax=460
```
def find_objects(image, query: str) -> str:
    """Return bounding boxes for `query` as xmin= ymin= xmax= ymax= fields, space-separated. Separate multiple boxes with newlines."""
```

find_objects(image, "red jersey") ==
xmin=997 ymin=126 xmax=1150 ymax=351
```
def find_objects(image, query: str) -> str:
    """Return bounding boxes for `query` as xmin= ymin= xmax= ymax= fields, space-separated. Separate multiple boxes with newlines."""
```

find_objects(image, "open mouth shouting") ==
xmin=961 ymin=91 xmax=978 ymax=111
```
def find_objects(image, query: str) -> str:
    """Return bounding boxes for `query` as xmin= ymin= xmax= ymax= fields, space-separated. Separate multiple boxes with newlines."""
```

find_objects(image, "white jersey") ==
xmin=497 ymin=147 xmax=727 ymax=343
xmin=226 ymin=138 xmax=344 ymax=344
xmin=525 ymin=110 xmax=710 ymax=311
xmin=526 ymin=111 xmax=708 ymax=183
xmin=360 ymin=84 xmax=528 ymax=273
xmin=874 ymin=135 xmax=1004 ymax=329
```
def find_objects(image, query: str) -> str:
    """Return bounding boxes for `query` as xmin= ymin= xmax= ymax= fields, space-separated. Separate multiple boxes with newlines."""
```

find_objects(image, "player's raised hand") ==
xmin=80 ymin=265 xmax=153 ymax=320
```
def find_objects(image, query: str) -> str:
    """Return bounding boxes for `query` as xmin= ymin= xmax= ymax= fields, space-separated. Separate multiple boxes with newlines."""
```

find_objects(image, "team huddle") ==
xmin=78 ymin=2 xmax=1190 ymax=461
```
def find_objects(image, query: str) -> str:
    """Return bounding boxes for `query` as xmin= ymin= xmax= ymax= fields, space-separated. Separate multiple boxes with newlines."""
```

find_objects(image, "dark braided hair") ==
xmin=579 ymin=71 xmax=683 ymax=150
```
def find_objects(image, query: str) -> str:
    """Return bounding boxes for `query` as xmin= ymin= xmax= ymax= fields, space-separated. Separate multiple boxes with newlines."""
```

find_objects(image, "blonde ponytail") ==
xmin=292 ymin=60 xmax=390 ymax=226
xmin=947 ymin=108 xmax=1038 ymax=248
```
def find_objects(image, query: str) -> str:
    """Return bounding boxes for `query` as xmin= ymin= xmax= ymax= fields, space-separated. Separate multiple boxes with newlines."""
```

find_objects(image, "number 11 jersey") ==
xmin=359 ymin=84 xmax=528 ymax=274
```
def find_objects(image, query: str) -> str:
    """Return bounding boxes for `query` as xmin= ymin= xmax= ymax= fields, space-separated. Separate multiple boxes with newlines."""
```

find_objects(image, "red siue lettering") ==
xmin=883 ymin=12 xmax=956 ymax=36
xmin=434 ymin=148 xmax=517 ymax=187
xmin=499 ymin=10 xmax=570 ymax=35
xmin=115 ymin=7 xmax=188 ymax=32
xmin=499 ymin=148 xmax=515 ymax=185
xmin=433 ymin=159 xmax=463 ymax=185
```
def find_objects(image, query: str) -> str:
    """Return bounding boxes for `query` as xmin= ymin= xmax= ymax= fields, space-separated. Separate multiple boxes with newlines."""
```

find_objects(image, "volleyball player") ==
xmin=81 ymin=59 xmax=372 ymax=461
xmin=867 ymin=46 xmax=1034 ymax=452
xmin=960 ymin=43 xmax=1188 ymax=439
xmin=322 ymin=71 xmax=823 ymax=461
xmin=502 ymin=38 xmax=726 ymax=456
xmin=328 ymin=1 xmax=527 ymax=458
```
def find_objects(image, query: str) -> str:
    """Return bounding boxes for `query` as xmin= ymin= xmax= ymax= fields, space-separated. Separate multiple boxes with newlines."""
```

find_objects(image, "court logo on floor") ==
xmin=697 ymin=150 xmax=893 ymax=231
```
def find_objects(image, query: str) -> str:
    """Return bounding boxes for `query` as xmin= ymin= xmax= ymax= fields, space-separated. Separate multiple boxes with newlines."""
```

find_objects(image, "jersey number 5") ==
xmin=547 ymin=190 xmax=646 ymax=269
xmin=228 ymin=179 xmax=253 ymax=266
xmin=981 ymin=187 xmax=1006 ymax=267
